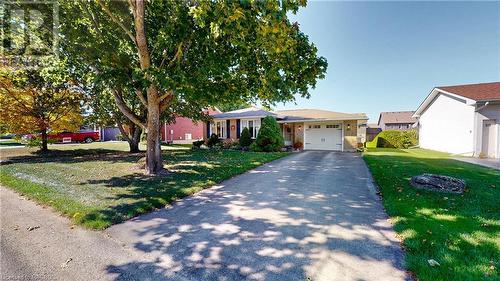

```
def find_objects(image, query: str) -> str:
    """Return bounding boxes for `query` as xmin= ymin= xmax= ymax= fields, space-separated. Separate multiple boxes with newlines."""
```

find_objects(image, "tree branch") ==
xmin=111 ymin=89 xmax=146 ymax=130
xmin=135 ymin=89 xmax=147 ymax=106
xmin=96 ymin=0 xmax=136 ymax=44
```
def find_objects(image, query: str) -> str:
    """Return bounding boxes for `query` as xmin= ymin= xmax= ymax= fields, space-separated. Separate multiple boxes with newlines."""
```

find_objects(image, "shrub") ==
xmin=207 ymin=133 xmax=220 ymax=148
xmin=222 ymin=139 xmax=234 ymax=149
xmin=252 ymin=116 xmax=284 ymax=152
xmin=192 ymin=140 xmax=204 ymax=149
xmin=375 ymin=130 xmax=418 ymax=149
xmin=239 ymin=127 xmax=252 ymax=147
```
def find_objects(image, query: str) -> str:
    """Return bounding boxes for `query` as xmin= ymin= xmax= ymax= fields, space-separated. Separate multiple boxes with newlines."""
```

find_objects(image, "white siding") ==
xmin=419 ymin=94 xmax=475 ymax=155
xmin=475 ymin=104 xmax=500 ymax=159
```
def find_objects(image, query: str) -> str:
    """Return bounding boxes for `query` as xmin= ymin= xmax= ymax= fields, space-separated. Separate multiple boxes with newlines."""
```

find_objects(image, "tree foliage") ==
xmin=59 ymin=0 xmax=327 ymax=174
xmin=251 ymin=116 xmax=284 ymax=152
xmin=0 ymin=63 xmax=83 ymax=151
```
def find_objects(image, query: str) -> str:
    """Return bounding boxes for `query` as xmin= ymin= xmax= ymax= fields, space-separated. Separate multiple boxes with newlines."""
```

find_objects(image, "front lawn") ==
xmin=0 ymin=144 xmax=288 ymax=229
xmin=364 ymin=148 xmax=499 ymax=281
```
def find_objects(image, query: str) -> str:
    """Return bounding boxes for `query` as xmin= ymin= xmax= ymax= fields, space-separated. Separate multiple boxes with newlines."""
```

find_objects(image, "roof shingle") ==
xmin=437 ymin=82 xmax=500 ymax=101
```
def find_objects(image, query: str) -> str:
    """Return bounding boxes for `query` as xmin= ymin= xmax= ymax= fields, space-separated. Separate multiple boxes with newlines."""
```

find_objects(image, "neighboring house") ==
xmin=205 ymin=106 xmax=368 ymax=151
xmin=377 ymin=111 xmax=417 ymax=131
xmin=366 ymin=124 xmax=382 ymax=142
xmin=161 ymin=108 xmax=221 ymax=144
xmin=413 ymin=82 xmax=500 ymax=159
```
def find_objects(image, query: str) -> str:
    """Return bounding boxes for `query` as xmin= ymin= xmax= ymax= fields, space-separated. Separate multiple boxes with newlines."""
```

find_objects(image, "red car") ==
xmin=48 ymin=131 xmax=100 ymax=143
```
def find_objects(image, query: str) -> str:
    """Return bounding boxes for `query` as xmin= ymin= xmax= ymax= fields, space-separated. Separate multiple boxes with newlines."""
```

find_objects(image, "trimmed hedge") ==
xmin=367 ymin=129 xmax=418 ymax=149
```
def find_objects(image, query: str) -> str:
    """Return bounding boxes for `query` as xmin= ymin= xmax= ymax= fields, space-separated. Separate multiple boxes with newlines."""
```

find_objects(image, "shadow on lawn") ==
xmin=102 ymin=151 xmax=410 ymax=281
xmin=3 ymin=148 xmax=144 ymax=164
xmin=363 ymin=153 xmax=500 ymax=280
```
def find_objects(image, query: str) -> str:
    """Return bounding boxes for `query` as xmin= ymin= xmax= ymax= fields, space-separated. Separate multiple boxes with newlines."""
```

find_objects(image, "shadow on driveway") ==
xmin=106 ymin=151 xmax=410 ymax=281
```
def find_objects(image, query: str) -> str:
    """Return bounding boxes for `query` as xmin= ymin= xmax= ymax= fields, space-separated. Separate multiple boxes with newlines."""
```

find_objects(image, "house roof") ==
xmin=274 ymin=109 xmax=368 ymax=122
xmin=378 ymin=111 xmax=416 ymax=125
xmin=211 ymin=107 xmax=368 ymax=122
xmin=210 ymin=106 xmax=276 ymax=119
xmin=413 ymin=82 xmax=500 ymax=117
xmin=436 ymin=82 xmax=500 ymax=101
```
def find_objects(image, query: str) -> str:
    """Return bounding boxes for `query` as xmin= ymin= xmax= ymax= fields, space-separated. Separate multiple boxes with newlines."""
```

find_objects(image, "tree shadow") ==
xmin=103 ymin=151 xmax=412 ymax=281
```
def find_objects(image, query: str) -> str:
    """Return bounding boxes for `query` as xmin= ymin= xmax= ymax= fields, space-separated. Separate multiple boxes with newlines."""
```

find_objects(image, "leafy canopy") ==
xmin=0 ymin=62 xmax=83 ymax=136
xmin=59 ymin=0 xmax=327 ymax=118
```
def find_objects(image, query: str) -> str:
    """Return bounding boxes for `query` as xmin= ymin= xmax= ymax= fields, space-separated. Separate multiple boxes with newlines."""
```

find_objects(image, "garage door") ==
xmin=304 ymin=123 xmax=343 ymax=150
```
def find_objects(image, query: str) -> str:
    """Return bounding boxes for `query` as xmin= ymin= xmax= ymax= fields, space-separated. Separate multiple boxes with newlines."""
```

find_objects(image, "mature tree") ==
xmin=87 ymin=87 xmax=145 ymax=152
xmin=59 ymin=0 xmax=327 ymax=175
xmin=0 ymin=65 xmax=83 ymax=151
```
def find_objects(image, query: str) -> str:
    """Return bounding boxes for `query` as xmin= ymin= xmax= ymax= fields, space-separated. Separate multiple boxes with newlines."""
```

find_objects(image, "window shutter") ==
xmin=226 ymin=120 xmax=231 ymax=139
xmin=236 ymin=119 xmax=241 ymax=138
xmin=206 ymin=121 xmax=210 ymax=138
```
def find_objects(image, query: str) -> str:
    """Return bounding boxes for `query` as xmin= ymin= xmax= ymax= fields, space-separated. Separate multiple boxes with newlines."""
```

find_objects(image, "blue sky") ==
xmin=274 ymin=1 xmax=500 ymax=122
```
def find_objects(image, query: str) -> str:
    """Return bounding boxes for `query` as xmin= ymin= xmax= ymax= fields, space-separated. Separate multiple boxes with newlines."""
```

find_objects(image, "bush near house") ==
xmin=206 ymin=133 xmax=221 ymax=148
xmin=192 ymin=140 xmax=204 ymax=149
xmin=239 ymin=127 xmax=252 ymax=148
xmin=366 ymin=129 xmax=418 ymax=149
xmin=250 ymin=116 xmax=284 ymax=152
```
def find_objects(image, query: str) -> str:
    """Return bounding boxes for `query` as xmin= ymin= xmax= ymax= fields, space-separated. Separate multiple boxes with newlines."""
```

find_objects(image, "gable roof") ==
xmin=437 ymin=82 xmax=500 ymax=101
xmin=378 ymin=111 xmax=416 ymax=125
xmin=210 ymin=106 xmax=276 ymax=119
xmin=275 ymin=109 xmax=368 ymax=121
xmin=413 ymin=82 xmax=500 ymax=118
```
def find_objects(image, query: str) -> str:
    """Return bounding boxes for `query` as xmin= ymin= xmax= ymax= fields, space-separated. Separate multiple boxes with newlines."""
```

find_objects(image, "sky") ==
xmin=274 ymin=1 xmax=500 ymax=122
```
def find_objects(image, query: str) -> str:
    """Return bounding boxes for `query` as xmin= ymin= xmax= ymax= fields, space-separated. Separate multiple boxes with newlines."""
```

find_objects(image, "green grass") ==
xmin=363 ymin=148 xmax=499 ymax=281
xmin=0 ymin=143 xmax=288 ymax=229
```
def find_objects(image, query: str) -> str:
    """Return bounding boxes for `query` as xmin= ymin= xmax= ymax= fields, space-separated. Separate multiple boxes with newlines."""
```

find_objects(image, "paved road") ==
xmin=1 ymin=151 xmax=409 ymax=281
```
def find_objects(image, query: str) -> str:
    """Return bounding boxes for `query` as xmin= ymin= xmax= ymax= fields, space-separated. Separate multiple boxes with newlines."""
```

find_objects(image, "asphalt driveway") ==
xmin=107 ymin=151 xmax=409 ymax=281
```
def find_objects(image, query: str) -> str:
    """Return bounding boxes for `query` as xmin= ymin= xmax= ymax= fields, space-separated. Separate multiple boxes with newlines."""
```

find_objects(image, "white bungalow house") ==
xmin=413 ymin=82 xmax=500 ymax=159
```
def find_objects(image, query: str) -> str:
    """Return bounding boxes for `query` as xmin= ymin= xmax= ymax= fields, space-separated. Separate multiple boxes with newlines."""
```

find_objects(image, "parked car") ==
xmin=48 ymin=131 xmax=100 ymax=143
xmin=22 ymin=130 xmax=100 ymax=143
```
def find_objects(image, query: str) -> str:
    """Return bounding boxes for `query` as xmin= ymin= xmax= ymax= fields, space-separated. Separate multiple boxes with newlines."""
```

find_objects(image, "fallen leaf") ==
xmin=428 ymin=259 xmax=440 ymax=267
xmin=61 ymin=258 xmax=73 ymax=268
xmin=13 ymin=225 xmax=19 ymax=231
xmin=27 ymin=226 xmax=40 ymax=231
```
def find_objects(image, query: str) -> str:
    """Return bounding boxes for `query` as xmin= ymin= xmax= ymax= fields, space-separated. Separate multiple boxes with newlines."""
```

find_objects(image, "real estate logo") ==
xmin=0 ymin=0 xmax=58 ymax=66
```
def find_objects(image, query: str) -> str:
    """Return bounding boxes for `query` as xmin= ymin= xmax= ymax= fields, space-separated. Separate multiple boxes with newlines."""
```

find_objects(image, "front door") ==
xmin=283 ymin=124 xmax=293 ymax=146
xmin=482 ymin=120 xmax=498 ymax=158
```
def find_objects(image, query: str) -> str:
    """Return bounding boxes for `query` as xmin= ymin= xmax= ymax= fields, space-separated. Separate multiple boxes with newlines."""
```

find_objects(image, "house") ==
xmin=205 ymin=107 xmax=368 ymax=151
xmin=161 ymin=108 xmax=221 ymax=144
xmin=377 ymin=111 xmax=417 ymax=131
xmin=413 ymin=82 xmax=500 ymax=159
xmin=366 ymin=124 xmax=382 ymax=142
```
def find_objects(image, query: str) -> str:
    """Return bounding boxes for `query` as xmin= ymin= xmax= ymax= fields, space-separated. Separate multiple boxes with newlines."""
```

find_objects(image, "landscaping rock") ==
xmin=410 ymin=174 xmax=466 ymax=194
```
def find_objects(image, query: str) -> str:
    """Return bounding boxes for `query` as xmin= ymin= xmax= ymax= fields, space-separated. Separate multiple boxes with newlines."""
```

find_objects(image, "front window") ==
xmin=210 ymin=120 xmax=226 ymax=138
xmin=241 ymin=119 xmax=260 ymax=138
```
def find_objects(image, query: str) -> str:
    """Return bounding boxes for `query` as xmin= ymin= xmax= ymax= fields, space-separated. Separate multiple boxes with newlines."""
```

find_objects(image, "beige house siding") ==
xmin=343 ymin=120 xmax=358 ymax=151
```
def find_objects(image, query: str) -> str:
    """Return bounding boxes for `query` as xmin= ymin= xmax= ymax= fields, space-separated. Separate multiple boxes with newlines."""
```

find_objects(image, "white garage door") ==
xmin=304 ymin=123 xmax=343 ymax=151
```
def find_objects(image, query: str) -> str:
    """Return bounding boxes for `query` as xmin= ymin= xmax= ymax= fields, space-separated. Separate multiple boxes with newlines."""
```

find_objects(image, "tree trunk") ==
xmin=40 ymin=128 xmax=48 ymax=152
xmin=145 ymin=94 xmax=163 ymax=175
xmin=116 ymin=120 xmax=142 ymax=153
xmin=129 ymin=125 xmax=142 ymax=153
